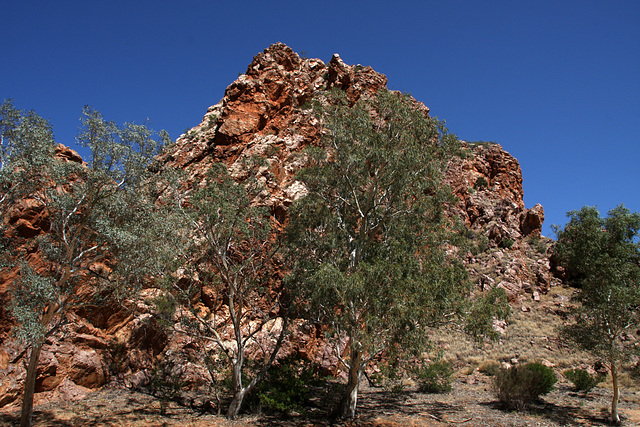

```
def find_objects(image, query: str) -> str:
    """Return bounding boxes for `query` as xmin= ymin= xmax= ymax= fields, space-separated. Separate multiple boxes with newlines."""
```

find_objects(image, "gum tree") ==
xmin=0 ymin=101 xmax=174 ymax=427
xmin=286 ymin=89 xmax=481 ymax=419
xmin=162 ymin=162 xmax=287 ymax=419
xmin=554 ymin=205 xmax=640 ymax=425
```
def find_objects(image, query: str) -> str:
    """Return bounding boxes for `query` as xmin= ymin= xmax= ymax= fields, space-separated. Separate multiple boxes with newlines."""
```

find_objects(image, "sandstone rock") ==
xmin=54 ymin=144 xmax=83 ymax=164
xmin=0 ymin=43 xmax=555 ymax=407
xmin=68 ymin=349 xmax=106 ymax=389
xmin=521 ymin=204 xmax=545 ymax=236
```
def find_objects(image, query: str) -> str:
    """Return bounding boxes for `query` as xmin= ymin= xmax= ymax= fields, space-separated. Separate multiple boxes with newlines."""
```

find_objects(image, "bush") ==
xmin=248 ymin=355 xmax=326 ymax=415
xmin=415 ymin=361 xmax=454 ymax=393
xmin=500 ymin=238 xmax=515 ymax=249
xmin=564 ymin=369 xmax=604 ymax=392
xmin=149 ymin=360 xmax=186 ymax=415
xmin=494 ymin=362 xmax=557 ymax=410
xmin=474 ymin=176 xmax=489 ymax=190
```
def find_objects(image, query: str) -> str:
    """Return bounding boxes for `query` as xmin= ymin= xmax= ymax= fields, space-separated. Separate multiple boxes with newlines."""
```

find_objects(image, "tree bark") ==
xmin=20 ymin=341 xmax=43 ymax=427
xmin=226 ymin=385 xmax=247 ymax=420
xmin=340 ymin=348 xmax=363 ymax=419
xmin=225 ymin=316 xmax=289 ymax=419
xmin=226 ymin=348 xmax=245 ymax=419
xmin=611 ymin=363 xmax=621 ymax=425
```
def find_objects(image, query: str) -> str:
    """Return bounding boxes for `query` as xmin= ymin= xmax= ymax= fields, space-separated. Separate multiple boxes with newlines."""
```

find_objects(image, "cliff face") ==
xmin=160 ymin=42 xmax=554 ymax=299
xmin=0 ymin=43 xmax=555 ymax=408
xmin=157 ymin=43 xmax=388 ymax=217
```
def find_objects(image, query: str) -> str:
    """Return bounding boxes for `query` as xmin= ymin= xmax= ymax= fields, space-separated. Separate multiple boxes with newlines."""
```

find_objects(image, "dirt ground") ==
xmin=1 ymin=373 xmax=639 ymax=427
xmin=2 ymin=287 xmax=639 ymax=426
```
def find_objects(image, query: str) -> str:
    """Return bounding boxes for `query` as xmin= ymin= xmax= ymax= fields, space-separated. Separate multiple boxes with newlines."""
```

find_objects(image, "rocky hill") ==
xmin=0 ymin=43 xmax=557 ymax=410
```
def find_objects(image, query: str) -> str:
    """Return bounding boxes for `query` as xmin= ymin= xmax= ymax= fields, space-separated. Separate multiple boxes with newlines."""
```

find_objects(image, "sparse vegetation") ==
xmin=564 ymin=368 xmax=604 ymax=393
xmin=554 ymin=205 xmax=640 ymax=425
xmin=3 ymin=68 xmax=640 ymax=427
xmin=500 ymin=237 xmax=515 ymax=249
xmin=414 ymin=360 xmax=454 ymax=394
xmin=494 ymin=362 xmax=557 ymax=410
xmin=474 ymin=176 xmax=489 ymax=190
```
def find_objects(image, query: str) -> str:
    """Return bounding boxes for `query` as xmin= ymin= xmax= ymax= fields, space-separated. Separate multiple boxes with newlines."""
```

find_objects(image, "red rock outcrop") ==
xmin=157 ymin=43 xmax=389 ymax=221
xmin=446 ymin=142 xmax=543 ymax=240
xmin=0 ymin=43 xmax=555 ymax=408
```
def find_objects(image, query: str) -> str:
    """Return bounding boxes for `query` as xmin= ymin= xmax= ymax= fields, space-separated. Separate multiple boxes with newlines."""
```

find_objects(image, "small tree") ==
xmin=554 ymin=205 xmax=640 ymax=425
xmin=164 ymin=162 xmax=287 ymax=419
xmin=0 ymin=101 xmax=174 ymax=427
xmin=287 ymin=89 xmax=485 ymax=419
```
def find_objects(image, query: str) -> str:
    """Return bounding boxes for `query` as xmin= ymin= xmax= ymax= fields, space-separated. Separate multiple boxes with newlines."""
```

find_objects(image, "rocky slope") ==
xmin=0 ymin=43 xmax=556 ymax=409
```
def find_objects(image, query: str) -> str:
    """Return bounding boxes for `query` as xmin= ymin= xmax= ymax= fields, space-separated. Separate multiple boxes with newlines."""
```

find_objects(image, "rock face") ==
xmin=444 ymin=142 xmax=556 ymax=300
xmin=0 ymin=43 xmax=556 ymax=408
xmin=157 ymin=43 xmax=388 ymax=219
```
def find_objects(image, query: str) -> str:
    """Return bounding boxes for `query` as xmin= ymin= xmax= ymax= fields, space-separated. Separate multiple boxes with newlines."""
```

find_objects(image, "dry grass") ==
xmin=430 ymin=285 xmax=600 ymax=372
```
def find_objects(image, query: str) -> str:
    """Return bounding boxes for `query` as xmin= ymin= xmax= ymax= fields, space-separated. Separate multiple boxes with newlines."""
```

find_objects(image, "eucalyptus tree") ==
xmin=0 ymin=101 xmax=174 ymax=427
xmin=287 ymin=89 xmax=481 ymax=419
xmin=554 ymin=205 xmax=640 ymax=425
xmin=162 ymin=161 xmax=287 ymax=419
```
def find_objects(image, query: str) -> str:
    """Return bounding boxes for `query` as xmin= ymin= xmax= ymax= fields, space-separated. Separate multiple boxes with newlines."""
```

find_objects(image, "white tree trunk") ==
xmin=340 ymin=348 xmax=363 ymax=419
xmin=611 ymin=363 xmax=621 ymax=425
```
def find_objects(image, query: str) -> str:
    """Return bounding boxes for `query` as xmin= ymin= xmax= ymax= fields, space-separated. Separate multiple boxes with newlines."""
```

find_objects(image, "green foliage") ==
xmin=76 ymin=106 xmax=170 ymax=189
xmin=249 ymin=355 xmax=326 ymax=415
xmin=500 ymin=238 xmax=515 ymax=249
xmin=465 ymin=229 xmax=490 ymax=255
xmin=0 ymin=101 xmax=177 ymax=426
xmin=414 ymin=360 xmax=454 ymax=393
xmin=2 ymin=103 xmax=173 ymax=343
xmin=554 ymin=205 xmax=640 ymax=423
xmin=464 ymin=287 xmax=510 ymax=341
xmin=149 ymin=359 xmax=186 ymax=414
xmin=474 ymin=176 xmax=488 ymax=190
xmin=162 ymin=160 xmax=287 ymax=419
xmin=0 ymin=100 xmax=55 ymax=208
xmin=526 ymin=235 xmax=549 ymax=254
xmin=564 ymin=369 xmax=604 ymax=392
xmin=8 ymin=263 xmax=56 ymax=344
xmin=286 ymin=89 xmax=484 ymax=418
xmin=494 ymin=362 xmax=557 ymax=410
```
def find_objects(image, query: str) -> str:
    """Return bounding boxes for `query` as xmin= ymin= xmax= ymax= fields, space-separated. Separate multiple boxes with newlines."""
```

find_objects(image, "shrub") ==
xmin=149 ymin=360 xmax=185 ymax=415
xmin=494 ymin=362 xmax=557 ymax=410
xmin=415 ymin=361 xmax=454 ymax=393
xmin=500 ymin=238 xmax=515 ymax=249
xmin=564 ymin=369 xmax=604 ymax=392
xmin=474 ymin=176 xmax=489 ymax=190
xmin=249 ymin=355 xmax=326 ymax=415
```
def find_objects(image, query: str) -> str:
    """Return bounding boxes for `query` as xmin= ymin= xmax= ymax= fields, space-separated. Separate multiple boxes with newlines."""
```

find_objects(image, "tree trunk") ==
xmin=340 ymin=348 xmax=363 ymax=419
xmin=20 ymin=341 xmax=43 ymax=427
xmin=225 ymin=316 xmax=288 ymax=419
xmin=226 ymin=386 xmax=247 ymax=420
xmin=611 ymin=363 xmax=621 ymax=425
xmin=226 ymin=355 xmax=245 ymax=419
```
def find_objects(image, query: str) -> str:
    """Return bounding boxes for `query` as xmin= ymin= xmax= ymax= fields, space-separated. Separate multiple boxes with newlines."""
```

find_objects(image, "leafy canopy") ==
xmin=554 ymin=204 xmax=640 ymax=424
xmin=287 ymin=89 xmax=477 ymax=417
xmin=554 ymin=205 xmax=640 ymax=360
xmin=1 ymin=99 xmax=173 ymax=343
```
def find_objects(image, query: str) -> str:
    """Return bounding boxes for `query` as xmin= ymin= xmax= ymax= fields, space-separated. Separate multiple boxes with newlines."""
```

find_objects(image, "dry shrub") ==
xmin=494 ymin=362 xmax=557 ymax=410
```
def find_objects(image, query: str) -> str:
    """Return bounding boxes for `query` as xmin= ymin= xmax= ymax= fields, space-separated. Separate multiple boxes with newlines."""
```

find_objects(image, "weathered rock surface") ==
xmin=1 ymin=43 xmax=556 ymax=408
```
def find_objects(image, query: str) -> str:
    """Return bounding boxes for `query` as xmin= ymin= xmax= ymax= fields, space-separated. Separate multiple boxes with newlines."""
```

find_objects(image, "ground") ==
xmin=1 ymin=374 xmax=639 ymax=426
xmin=1 ymin=286 xmax=639 ymax=426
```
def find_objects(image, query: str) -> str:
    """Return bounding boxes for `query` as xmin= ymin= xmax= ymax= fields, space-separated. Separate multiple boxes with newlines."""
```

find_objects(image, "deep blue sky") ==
xmin=2 ymin=1 xmax=638 ymax=237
